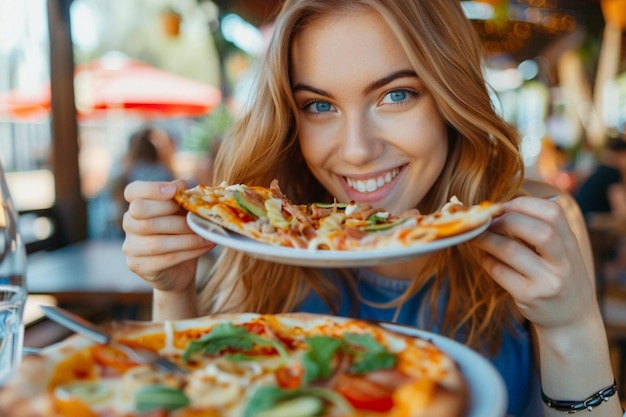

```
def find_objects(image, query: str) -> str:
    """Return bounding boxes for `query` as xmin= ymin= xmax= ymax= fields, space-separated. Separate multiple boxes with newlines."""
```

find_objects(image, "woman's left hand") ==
xmin=472 ymin=195 xmax=598 ymax=331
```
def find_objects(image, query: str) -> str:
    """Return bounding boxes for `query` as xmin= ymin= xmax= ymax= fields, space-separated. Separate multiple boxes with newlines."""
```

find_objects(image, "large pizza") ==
xmin=175 ymin=180 xmax=502 ymax=250
xmin=0 ymin=313 xmax=468 ymax=417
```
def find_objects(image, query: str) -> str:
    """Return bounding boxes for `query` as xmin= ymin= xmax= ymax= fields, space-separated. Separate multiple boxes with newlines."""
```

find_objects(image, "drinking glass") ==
xmin=0 ymin=157 xmax=27 ymax=385
xmin=0 ymin=284 xmax=27 ymax=384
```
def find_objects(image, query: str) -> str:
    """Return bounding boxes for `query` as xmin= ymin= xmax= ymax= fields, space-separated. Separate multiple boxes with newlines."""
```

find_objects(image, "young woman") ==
xmin=121 ymin=1 xmax=620 ymax=415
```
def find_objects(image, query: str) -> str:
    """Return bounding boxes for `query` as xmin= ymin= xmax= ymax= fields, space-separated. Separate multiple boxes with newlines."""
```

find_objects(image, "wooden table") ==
xmin=24 ymin=239 xmax=153 ymax=347
xmin=26 ymin=239 xmax=151 ymax=297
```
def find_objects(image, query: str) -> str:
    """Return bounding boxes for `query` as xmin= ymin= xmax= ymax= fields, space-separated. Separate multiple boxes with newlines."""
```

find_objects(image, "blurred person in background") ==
xmin=576 ymin=132 xmax=626 ymax=289
xmin=89 ymin=127 xmax=175 ymax=238
xmin=575 ymin=133 xmax=626 ymax=218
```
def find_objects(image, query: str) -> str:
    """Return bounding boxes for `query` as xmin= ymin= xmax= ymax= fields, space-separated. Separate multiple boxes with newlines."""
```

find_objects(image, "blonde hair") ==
xmin=204 ymin=0 xmax=524 ymax=353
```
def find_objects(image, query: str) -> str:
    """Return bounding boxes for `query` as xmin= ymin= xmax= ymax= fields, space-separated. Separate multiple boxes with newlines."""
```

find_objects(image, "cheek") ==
xmin=384 ymin=112 xmax=448 ymax=158
xmin=298 ymin=125 xmax=334 ymax=166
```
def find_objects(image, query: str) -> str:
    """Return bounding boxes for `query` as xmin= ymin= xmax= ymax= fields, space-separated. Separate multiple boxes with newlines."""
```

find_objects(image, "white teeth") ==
xmin=346 ymin=168 xmax=399 ymax=194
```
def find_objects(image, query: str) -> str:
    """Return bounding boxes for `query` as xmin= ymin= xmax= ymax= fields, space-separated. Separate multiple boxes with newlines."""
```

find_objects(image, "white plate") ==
xmin=380 ymin=323 xmax=508 ymax=417
xmin=187 ymin=212 xmax=491 ymax=267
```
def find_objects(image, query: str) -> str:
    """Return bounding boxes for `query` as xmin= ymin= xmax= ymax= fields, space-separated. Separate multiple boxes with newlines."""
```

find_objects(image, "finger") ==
xmin=473 ymin=229 xmax=546 ymax=280
xmin=124 ymin=179 xmax=188 ymax=202
xmin=126 ymin=248 xmax=211 ymax=281
xmin=488 ymin=211 xmax=565 ymax=260
xmin=502 ymin=196 xmax=571 ymax=237
xmin=479 ymin=251 xmax=560 ymax=310
xmin=123 ymin=213 xmax=193 ymax=235
xmin=489 ymin=199 xmax=571 ymax=261
xmin=127 ymin=198 xmax=185 ymax=220
xmin=123 ymin=233 xmax=215 ymax=258
xmin=480 ymin=251 xmax=527 ymax=295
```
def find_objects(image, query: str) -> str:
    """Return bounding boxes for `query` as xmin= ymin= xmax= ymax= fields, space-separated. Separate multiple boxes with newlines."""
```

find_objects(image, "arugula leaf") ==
xmin=244 ymin=386 xmax=353 ymax=417
xmin=342 ymin=332 xmax=386 ymax=352
xmin=350 ymin=349 xmax=397 ymax=374
xmin=302 ymin=336 xmax=344 ymax=384
xmin=302 ymin=333 xmax=397 ymax=382
xmin=182 ymin=322 xmax=288 ymax=362
xmin=343 ymin=333 xmax=397 ymax=374
xmin=134 ymin=385 xmax=189 ymax=412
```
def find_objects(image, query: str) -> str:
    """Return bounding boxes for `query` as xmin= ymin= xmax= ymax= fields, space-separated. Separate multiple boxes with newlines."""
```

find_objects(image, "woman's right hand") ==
xmin=122 ymin=180 xmax=216 ymax=293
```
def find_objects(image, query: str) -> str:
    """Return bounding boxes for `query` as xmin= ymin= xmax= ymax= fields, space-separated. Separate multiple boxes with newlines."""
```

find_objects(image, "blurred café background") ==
xmin=1 ymin=0 xmax=626 ymax=373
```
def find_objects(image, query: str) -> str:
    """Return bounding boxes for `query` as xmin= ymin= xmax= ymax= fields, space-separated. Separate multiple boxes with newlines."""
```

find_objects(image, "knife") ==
xmin=40 ymin=305 xmax=110 ymax=344
xmin=40 ymin=305 xmax=187 ymax=374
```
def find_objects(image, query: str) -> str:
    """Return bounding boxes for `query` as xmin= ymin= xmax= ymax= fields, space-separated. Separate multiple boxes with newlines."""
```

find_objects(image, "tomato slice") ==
xmin=275 ymin=365 xmax=303 ymax=389
xmin=335 ymin=374 xmax=394 ymax=412
xmin=242 ymin=321 xmax=266 ymax=335
xmin=91 ymin=344 xmax=139 ymax=372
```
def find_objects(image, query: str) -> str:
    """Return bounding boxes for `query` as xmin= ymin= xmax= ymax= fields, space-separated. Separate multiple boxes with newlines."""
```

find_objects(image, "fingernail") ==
xmin=160 ymin=183 xmax=176 ymax=195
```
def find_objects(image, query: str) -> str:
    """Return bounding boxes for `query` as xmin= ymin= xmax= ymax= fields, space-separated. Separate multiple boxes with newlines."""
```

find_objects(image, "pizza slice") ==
xmin=175 ymin=180 xmax=502 ymax=251
xmin=175 ymin=179 xmax=317 ymax=248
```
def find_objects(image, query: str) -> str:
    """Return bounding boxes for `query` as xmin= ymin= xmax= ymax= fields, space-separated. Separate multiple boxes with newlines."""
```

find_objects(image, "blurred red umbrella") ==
xmin=0 ymin=53 xmax=222 ymax=121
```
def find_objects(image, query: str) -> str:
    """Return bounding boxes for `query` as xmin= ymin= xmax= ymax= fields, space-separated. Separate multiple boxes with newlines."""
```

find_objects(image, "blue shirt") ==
xmin=297 ymin=268 xmax=543 ymax=417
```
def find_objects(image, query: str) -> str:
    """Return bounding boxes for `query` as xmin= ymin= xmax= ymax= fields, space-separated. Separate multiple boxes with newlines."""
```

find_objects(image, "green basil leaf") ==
xmin=134 ymin=385 xmax=189 ymax=412
xmin=350 ymin=350 xmax=397 ymax=374
xmin=342 ymin=333 xmax=385 ymax=352
xmin=244 ymin=386 xmax=353 ymax=417
xmin=183 ymin=322 xmax=288 ymax=362
xmin=342 ymin=333 xmax=397 ymax=374
xmin=302 ymin=336 xmax=344 ymax=384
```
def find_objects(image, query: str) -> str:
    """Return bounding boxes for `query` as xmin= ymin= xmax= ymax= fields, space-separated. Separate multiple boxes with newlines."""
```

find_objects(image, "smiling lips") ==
xmin=345 ymin=168 xmax=400 ymax=193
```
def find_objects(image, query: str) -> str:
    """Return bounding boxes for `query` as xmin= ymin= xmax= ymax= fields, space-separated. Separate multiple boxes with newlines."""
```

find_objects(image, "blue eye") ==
xmin=389 ymin=91 xmax=407 ymax=102
xmin=380 ymin=89 xmax=416 ymax=105
xmin=313 ymin=101 xmax=332 ymax=112
xmin=302 ymin=100 xmax=335 ymax=114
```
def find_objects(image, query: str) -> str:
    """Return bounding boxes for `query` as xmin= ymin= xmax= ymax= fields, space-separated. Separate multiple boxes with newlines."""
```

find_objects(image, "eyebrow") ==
xmin=292 ymin=69 xmax=418 ymax=97
xmin=363 ymin=69 xmax=418 ymax=95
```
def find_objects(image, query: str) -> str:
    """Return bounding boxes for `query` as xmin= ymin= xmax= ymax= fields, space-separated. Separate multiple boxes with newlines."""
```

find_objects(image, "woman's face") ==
xmin=291 ymin=9 xmax=448 ymax=213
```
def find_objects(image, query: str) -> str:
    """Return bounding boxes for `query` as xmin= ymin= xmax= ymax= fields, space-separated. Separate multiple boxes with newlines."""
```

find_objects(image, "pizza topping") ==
xmin=91 ymin=344 xmax=140 ymax=373
xmin=244 ymin=386 xmax=353 ymax=417
xmin=2 ymin=314 xmax=468 ymax=417
xmin=134 ymin=385 xmax=190 ymax=413
xmin=234 ymin=190 xmax=266 ymax=219
xmin=184 ymin=374 xmax=242 ymax=407
xmin=302 ymin=333 xmax=397 ymax=384
xmin=264 ymin=198 xmax=291 ymax=230
xmin=175 ymin=180 xmax=501 ymax=252
xmin=334 ymin=374 xmax=394 ymax=412
xmin=54 ymin=381 xmax=112 ymax=404
xmin=182 ymin=323 xmax=289 ymax=362
xmin=251 ymin=395 xmax=323 ymax=417
xmin=274 ymin=365 xmax=304 ymax=389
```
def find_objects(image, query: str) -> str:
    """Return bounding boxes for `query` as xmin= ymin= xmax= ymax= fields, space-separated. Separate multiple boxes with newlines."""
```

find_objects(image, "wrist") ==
xmin=534 ymin=312 xmax=615 ymax=401
xmin=152 ymin=286 xmax=198 ymax=321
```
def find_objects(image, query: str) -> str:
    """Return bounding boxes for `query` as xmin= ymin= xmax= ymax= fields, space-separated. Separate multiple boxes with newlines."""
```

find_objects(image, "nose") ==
xmin=338 ymin=111 xmax=382 ymax=165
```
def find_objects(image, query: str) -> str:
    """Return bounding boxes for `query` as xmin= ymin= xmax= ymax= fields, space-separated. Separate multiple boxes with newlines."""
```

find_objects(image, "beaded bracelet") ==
xmin=541 ymin=380 xmax=617 ymax=413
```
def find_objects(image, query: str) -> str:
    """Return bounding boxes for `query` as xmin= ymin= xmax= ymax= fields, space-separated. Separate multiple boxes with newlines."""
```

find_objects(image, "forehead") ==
xmin=290 ymin=10 xmax=412 ymax=86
